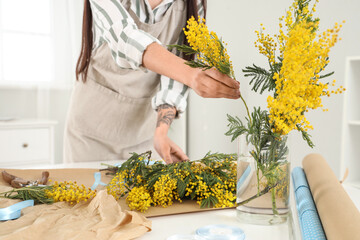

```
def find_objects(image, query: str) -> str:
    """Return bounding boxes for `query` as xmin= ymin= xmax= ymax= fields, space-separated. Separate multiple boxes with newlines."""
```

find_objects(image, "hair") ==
xmin=76 ymin=0 xmax=207 ymax=82
xmin=76 ymin=0 xmax=93 ymax=82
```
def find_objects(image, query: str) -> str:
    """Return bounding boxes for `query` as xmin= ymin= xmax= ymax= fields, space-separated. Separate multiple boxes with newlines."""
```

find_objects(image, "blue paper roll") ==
xmin=292 ymin=167 xmax=326 ymax=240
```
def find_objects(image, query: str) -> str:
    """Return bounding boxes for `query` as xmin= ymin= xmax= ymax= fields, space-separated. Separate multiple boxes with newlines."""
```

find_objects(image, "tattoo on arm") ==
xmin=156 ymin=104 xmax=176 ymax=127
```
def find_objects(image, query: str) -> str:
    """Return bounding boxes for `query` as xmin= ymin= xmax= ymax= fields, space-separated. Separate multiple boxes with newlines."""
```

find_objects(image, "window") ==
xmin=0 ymin=0 xmax=54 ymax=84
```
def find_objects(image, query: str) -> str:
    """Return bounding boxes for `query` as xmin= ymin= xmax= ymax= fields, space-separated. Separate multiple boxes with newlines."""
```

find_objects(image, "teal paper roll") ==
xmin=292 ymin=167 xmax=326 ymax=240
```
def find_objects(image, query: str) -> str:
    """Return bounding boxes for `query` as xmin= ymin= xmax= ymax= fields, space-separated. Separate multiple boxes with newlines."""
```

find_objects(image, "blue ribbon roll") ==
xmin=0 ymin=200 xmax=34 ymax=221
xmin=196 ymin=224 xmax=245 ymax=240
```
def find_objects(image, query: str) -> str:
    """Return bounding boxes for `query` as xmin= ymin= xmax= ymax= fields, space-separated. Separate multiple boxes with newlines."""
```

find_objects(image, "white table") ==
xmin=12 ymin=161 xmax=360 ymax=240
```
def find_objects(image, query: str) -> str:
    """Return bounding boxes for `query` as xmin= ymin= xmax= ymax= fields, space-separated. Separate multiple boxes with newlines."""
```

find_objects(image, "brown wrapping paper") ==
xmin=0 ymin=190 xmax=151 ymax=240
xmin=302 ymin=154 xmax=360 ymax=240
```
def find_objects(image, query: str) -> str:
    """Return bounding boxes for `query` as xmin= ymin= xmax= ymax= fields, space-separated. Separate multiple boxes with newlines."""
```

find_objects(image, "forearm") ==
xmin=155 ymin=104 xmax=177 ymax=136
xmin=153 ymin=103 xmax=188 ymax=164
xmin=143 ymin=42 xmax=240 ymax=100
xmin=142 ymin=42 xmax=194 ymax=87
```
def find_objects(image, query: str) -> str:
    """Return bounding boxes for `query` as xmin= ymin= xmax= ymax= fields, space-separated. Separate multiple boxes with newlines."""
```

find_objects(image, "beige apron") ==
xmin=64 ymin=0 xmax=186 ymax=163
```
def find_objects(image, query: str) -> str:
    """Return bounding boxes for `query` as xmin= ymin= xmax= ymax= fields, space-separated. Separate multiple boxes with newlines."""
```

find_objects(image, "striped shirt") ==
xmin=89 ymin=0 xmax=205 ymax=116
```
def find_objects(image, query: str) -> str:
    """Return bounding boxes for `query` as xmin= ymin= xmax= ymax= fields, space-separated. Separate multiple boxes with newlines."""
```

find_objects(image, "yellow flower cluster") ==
xmin=211 ymin=182 xmax=236 ymax=208
xmin=106 ymin=156 xmax=237 ymax=212
xmin=255 ymin=24 xmax=277 ymax=65
xmin=193 ymin=176 xmax=210 ymax=203
xmin=126 ymin=186 xmax=152 ymax=212
xmin=152 ymin=174 xmax=180 ymax=207
xmin=107 ymin=171 xmax=127 ymax=200
xmin=184 ymin=16 xmax=234 ymax=77
xmin=45 ymin=180 xmax=96 ymax=204
xmin=257 ymin=0 xmax=344 ymax=135
xmin=185 ymin=160 xmax=237 ymax=208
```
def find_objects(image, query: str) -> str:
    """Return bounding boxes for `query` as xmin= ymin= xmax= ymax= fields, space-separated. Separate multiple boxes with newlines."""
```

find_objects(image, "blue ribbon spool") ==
xmin=0 ymin=200 xmax=34 ymax=221
xmin=196 ymin=224 xmax=246 ymax=240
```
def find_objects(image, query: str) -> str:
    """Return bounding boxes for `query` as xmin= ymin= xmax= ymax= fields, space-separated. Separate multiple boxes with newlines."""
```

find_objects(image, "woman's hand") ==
xmin=143 ymin=43 xmax=241 ymax=99
xmin=153 ymin=104 xmax=189 ymax=164
xmin=188 ymin=67 xmax=241 ymax=99
xmin=154 ymin=133 xmax=189 ymax=164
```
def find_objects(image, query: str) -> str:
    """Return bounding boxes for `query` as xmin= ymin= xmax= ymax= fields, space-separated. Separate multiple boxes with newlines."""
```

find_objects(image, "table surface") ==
xmin=9 ymin=160 xmax=360 ymax=240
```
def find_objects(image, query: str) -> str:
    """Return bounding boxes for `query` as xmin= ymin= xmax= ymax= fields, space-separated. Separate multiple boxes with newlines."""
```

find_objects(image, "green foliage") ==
xmin=168 ymin=44 xmax=198 ymax=55
xmin=177 ymin=178 xmax=187 ymax=198
xmin=226 ymin=107 xmax=288 ymax=166
xmin=319 ymin=71 xmax=334 ymax=79
xmin=0 ymin=186 xmax=53 ymax=204
xmin=243 ymin=59 xmax=282 ymax=95
xmin=294 ymin=0 xmax=320 ymax=32
xmin=200 ymin=195 xmax=218 ymax=208
xmin=185 ymin=60 xmax=212 ymax=71
xmin=226 ymin=114 xmax=250 ymax=142
xmin=317 ymin=57 xmax=334 ymax=79
xmin=226 ymin=107 xmax=289 ymax=213
xmin=296 ymin=124 xmax=315 ymax=148
xmin=243 ymin=64 xmax=275 ymax=94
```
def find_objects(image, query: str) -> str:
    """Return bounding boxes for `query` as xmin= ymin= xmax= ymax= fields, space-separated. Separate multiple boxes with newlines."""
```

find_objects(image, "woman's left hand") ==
xmin=153 ymin=104 xmax=189 ymax=164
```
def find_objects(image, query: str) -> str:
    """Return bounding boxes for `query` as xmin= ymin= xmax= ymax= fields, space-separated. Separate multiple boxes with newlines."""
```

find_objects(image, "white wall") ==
xmin=0 ymin=0 xmax=82 ymax=164
xmin=186 ymin=0 xmax=360 ymax=177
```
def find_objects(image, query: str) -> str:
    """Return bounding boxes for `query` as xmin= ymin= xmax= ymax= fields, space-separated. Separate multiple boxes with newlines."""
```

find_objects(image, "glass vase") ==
xmin=236 ymin=135 xmax=290 ymax=225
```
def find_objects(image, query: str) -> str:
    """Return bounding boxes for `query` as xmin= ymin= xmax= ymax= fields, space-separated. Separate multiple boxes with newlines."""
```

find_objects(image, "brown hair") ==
xmin=76 ymin=0 xmax=207 ymax=82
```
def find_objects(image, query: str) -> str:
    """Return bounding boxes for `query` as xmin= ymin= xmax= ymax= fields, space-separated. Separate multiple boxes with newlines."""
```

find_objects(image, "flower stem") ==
xmin=240 ymin=95 xmax=252 ymax=124
xmin=236 ymin=182 xmax=278 ymax=206
xmin=271 ymin=187 xmax=279 ymax=215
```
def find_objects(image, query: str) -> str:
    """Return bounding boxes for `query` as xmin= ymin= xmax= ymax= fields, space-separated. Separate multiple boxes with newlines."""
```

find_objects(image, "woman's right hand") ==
xmin=187 ymin=67 xmax=241 ymax=99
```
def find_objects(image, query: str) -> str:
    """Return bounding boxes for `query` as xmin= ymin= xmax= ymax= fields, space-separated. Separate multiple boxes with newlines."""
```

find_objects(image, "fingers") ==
xmin=154 ymin=137 xmax=172 ymax=164
xmin=154 ymin=132 xmax=189 ymax=164
xmin=158 ymin=142 xmax=189 ymax=164
xmin=163 ymin=153 xmax=173 ymax=164
xmin=197 ymin=80 xmax=241 ymax=99
xmin=191 ymin=68 xmax=241 ymax=99
xmin=206 ymin=80 xmax=241 ymax=99
xmin=205 ymin=68 xmax=240 ymax=89
xmin=169 ymin=142 xmax=189 ymax=163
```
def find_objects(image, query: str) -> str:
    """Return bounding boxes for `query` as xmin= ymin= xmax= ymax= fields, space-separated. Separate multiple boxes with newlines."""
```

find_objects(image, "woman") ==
xmin=64 ymin=0 xmax=241 ymax=164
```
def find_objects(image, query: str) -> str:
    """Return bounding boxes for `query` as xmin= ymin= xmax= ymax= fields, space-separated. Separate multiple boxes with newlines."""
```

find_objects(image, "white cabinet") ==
xmin=0 ymin=119 xmax=57 ymax=167
xmin=341 ymin=56 xmax=360 ymax=188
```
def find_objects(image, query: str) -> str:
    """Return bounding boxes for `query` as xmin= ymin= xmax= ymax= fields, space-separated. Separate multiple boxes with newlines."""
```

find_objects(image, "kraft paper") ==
xmin=0 ymin=190 xmax=151 ymax=240
xmin=302 ymin=154 xmax=360 ymax=240
xmin=0 ymin=168 xmax=151 ymax=240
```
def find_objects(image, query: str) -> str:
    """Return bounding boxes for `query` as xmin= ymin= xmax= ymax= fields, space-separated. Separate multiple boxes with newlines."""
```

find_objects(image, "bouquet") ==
xmin=104 ymin=151 xmax=237 ymax=212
